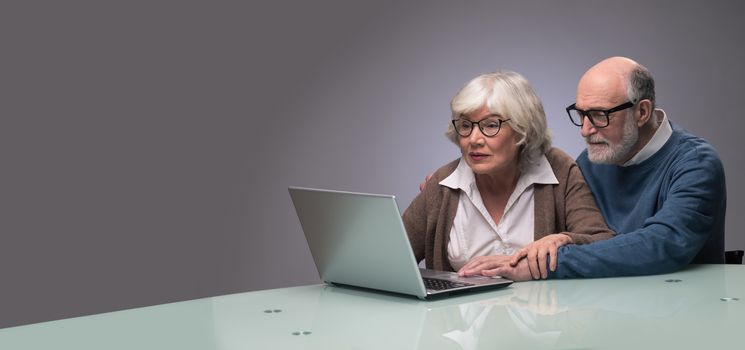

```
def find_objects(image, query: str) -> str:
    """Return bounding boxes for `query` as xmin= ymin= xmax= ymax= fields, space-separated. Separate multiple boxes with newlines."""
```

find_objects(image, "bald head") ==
xmin=577 ymin=57 xmax=639 ymax=109
xmin=590 ymin=56 xmax=639 ymax=73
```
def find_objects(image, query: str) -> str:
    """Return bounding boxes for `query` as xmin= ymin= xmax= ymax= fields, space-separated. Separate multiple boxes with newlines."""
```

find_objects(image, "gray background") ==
xmin=2 ymin=0 xmax=743 ymax=328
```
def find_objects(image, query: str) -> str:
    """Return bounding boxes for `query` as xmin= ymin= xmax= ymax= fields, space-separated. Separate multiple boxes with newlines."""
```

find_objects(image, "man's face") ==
xmin=576 ymin=76 xmax=639 ymax=165
xmin=580 ymin=106 xmax=638 ymax=164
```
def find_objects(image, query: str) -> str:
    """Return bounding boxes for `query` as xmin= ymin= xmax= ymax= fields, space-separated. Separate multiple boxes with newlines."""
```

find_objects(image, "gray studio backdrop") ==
xmin=2 ymin=1 xmax=743 ymax=328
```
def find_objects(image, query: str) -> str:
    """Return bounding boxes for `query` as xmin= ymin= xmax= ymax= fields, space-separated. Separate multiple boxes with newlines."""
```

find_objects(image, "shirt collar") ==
xmin=521 ymin=154 xmax=560 ymax=187
xmin=440 ymin=154 xmax=558 ymax=194
xmin=439 ymin=158 xmax=477 ymax=197
xmin=623 ymin=109 xmax=672 ymax=166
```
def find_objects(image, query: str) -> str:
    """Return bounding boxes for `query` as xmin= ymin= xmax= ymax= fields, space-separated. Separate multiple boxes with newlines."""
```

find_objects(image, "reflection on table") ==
xmin=0 ymin=265 xmax=743 ymax=350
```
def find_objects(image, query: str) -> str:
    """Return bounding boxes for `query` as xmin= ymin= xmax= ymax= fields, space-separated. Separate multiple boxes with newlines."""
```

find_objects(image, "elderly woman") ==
xmin=402 ymin=71 xmax=613 ymax=280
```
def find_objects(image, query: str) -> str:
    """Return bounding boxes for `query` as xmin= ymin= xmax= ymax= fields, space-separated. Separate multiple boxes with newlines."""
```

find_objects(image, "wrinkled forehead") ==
xmin=576 ymin=70 xmax=628 ymax=109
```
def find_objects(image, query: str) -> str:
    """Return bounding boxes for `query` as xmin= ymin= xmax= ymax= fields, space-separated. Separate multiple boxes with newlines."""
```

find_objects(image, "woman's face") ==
xmin=457 ymin=107 xmax=521 ymax=176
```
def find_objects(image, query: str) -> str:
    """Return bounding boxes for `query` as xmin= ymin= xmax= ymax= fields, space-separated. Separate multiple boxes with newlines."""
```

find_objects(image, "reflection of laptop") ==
xmin=289 ymin=186 xmax=513 ymax=300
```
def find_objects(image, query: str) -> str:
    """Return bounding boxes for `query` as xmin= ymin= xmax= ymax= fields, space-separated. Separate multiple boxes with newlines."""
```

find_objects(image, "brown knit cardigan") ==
xmin=402 ymin=147 xmax=614 ymax=271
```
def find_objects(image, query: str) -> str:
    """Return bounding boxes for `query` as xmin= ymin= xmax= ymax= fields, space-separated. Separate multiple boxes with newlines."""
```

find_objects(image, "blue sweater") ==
xmin=551 ymin=122 xmax=726 ymax=278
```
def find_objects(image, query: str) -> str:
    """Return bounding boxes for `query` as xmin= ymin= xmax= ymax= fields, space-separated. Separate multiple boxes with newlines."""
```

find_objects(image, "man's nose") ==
xmin=580 ymin=116 xmax=596 ymax=137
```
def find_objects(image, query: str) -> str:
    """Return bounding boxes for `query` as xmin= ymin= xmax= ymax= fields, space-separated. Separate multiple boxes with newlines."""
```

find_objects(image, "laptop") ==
xmin=288 ymin=186 xmax=513 ymax=299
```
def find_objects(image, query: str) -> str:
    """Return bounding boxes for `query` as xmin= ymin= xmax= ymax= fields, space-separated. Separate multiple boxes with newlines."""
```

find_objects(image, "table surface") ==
xmin=1 ymin=264 xmax=743 ymax=350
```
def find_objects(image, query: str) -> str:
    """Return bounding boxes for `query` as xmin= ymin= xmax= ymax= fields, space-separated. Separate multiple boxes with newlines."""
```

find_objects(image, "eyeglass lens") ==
xmin=453 ymin=118 xmax=505 ymax=137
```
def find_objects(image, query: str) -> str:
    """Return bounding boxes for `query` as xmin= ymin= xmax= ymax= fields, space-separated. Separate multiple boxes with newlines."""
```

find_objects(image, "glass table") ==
xmin=1 ymin=264 xmax=743 ymax=349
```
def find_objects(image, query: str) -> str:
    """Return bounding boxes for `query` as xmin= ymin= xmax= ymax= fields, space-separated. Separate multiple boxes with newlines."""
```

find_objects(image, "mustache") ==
xmin=585 ymin=135 xmax=608 ymax=144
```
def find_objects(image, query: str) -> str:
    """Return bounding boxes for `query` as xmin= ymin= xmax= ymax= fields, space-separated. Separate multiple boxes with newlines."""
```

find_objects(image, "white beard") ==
xmin=586 ymin=112 xmax=638 ymax=164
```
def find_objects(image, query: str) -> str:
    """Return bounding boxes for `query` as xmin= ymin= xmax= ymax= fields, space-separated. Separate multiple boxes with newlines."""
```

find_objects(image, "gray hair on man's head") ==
xmin=445 ymin=70 xmax=552 ymax=169
xmin=627 ymin=63 xmax=656 ymax=109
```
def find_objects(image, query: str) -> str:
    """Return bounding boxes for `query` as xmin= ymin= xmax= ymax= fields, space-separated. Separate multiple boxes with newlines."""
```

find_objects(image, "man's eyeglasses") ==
xmin=566 ymin=101 xmax=635 ymax=128
xmin=452 ymin=116 xmax=511 ymax=137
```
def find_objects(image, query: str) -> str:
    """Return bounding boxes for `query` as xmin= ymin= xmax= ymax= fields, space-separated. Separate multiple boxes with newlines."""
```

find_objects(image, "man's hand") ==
xmin=457 ymin=255 xmax=512 ymax=277
xmin=419 ymin=173 xmax=434 ymax=192
xmin=508 ymin=234 xmax=572 ymax=279
xmin=487 ymin=257 xmax=533 ymax=281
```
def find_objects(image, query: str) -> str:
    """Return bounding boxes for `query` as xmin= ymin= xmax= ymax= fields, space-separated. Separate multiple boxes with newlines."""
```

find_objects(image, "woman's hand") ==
xmin=509 ymin=234 xmax=573 ymax=279
xmin=458 ymin=255 xmax=512 ymax=277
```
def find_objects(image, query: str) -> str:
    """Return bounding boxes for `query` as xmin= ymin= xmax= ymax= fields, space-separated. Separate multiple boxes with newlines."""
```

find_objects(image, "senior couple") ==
xmin=403 ymin=56 xmax=726 ymax=281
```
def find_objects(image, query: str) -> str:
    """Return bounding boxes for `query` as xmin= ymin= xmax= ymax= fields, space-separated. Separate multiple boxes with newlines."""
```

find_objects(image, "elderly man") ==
xmin=495 ymin=56 xmax=726 ymax=280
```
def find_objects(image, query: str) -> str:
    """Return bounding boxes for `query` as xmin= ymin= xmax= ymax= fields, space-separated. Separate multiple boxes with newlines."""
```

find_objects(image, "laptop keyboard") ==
xmin=423 ymin=277 xmax=475 ymax=291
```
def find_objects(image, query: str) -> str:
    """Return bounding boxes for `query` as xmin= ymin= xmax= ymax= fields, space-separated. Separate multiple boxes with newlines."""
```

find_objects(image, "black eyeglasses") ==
xmin=566 ymin=101 xmax=635 ymax=128
xmin=452 ymin=116 xmax=511 ymax=137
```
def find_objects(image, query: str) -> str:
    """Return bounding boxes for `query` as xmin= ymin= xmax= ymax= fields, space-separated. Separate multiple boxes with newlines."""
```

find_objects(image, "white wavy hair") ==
xmin=445 ymin=70 xmax=552 ymax=168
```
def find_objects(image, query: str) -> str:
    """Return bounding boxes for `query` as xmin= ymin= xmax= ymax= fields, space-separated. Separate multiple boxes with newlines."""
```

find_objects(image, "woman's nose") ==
xmin=469 ymin=127 xmax=486 ymax=145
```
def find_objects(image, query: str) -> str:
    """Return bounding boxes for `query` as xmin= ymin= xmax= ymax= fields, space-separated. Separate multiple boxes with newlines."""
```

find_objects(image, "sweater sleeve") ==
xmin=402 ymin=190 xmax=427 ymax=263
xmin=550 ymin=146 xmax=726 ymax=278
xmin=561 ymin=160 xmax=616 ymax=245
xmin=401 ymin=159 xmax=459 ymax=265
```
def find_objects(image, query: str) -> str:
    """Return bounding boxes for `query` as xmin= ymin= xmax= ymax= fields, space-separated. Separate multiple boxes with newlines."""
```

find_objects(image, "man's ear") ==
xmin=636 ymin=99 xmax=653 ymax=127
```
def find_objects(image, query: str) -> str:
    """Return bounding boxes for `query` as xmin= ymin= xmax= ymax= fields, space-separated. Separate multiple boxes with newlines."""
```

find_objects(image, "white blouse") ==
xmin=439 ymin=156 xmax=558 ymax=270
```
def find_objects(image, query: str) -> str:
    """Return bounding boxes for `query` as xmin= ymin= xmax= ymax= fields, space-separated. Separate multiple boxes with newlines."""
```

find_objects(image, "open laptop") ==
xmin=288 ymin=186 xmax=513 ymax=300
